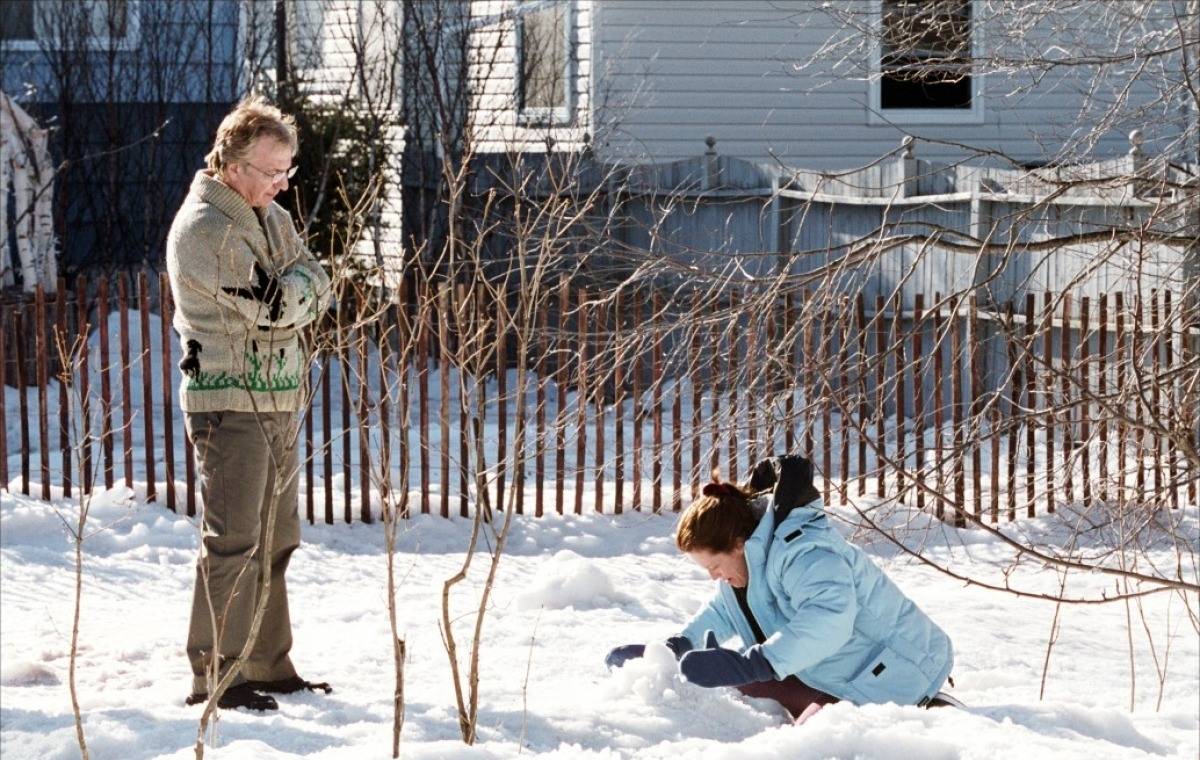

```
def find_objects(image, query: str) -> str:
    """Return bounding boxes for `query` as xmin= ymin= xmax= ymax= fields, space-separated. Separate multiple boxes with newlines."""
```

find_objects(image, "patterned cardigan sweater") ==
xmin=166 ymin=170 xmax=331 ymax=414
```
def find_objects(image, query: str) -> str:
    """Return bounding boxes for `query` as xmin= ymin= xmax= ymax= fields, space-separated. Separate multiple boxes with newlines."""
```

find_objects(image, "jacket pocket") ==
xmin=185 ymin=410 xmax=225 ymax=444
xmin=847 ymin=644 xmax=931 ymax=705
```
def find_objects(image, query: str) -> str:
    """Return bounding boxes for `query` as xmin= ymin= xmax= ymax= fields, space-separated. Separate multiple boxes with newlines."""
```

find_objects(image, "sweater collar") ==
xmin=189 ymin=169 xmax=260 ymax=231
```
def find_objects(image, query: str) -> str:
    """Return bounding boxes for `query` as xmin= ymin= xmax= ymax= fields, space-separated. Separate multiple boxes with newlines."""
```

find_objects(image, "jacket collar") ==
xmin=189 ymin=169 xmax=260 ymax=231
xmin=748 ymin=495 xmax=826 ymax=553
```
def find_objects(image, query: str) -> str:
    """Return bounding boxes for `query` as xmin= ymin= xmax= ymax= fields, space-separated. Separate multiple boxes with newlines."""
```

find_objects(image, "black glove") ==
xmin=678 ymin=631 xmax=776 ymax=688
xmin=747 ymin=455 xmax=819 ymax=511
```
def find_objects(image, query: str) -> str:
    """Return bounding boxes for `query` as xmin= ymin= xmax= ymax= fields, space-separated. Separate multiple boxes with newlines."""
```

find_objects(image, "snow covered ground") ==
xmin=2 ymin=482 xmax=1197 ymax=760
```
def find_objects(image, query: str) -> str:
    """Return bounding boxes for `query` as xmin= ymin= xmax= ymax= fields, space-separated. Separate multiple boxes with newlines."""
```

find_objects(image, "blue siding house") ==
xmin=1 ymin=0 xmax=243 ymax=276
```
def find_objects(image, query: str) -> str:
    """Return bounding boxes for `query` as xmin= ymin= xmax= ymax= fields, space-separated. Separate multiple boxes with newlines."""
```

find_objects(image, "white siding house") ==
xmin=279 ymin=0 xmax=407 ymax=276
xmin=588 ymin=0 xmax=1189 ymax=167
xmin=300 ymin=0 xmax=1190 ymax=167
xmin=294 ymin=0 xmax=1195 ymax=297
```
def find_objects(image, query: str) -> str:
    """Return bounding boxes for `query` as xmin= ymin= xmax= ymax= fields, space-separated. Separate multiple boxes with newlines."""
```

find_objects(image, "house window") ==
xmin=516 ymin=1 xmax=573 ymax=124
xmin=96 ymin=0 xmax=131 ymax=41
xmin=871 ymin=0 xmax=982 ymax=124
xmin=288 ymin=0 xmax=323 ymax=71
xmin=1 ymin=0 xmax=138 ymax=50
xmin=1 ymin=1 xmax=37 ymax=42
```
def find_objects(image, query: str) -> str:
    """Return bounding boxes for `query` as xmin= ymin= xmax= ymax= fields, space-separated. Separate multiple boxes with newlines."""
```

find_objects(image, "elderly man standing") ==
xmin=167 ymin=96 xmax=332 ymax=712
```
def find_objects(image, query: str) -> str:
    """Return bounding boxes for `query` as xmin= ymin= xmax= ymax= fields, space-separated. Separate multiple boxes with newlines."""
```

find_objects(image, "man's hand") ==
xmin=679 ymin=632 xmax=776 ymax=688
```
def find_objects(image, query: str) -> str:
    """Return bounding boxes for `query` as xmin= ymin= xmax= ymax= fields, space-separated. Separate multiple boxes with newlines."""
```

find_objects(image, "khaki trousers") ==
xmin=185 ymin=410 xmax=301 ymax=694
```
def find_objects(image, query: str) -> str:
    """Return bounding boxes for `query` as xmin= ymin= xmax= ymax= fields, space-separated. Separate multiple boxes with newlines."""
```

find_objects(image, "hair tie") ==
xmin=702 ymin=481 xmax=740 ymax=500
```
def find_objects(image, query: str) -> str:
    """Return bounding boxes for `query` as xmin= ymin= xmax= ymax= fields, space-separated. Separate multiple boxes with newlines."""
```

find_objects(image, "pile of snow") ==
xmin=515 ymin=550 xmax=635 ymax=611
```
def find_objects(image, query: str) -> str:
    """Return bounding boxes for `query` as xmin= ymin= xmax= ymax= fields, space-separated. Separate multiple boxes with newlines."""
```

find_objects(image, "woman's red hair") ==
xmin=676 ymin=476 xmax=757 ymax=553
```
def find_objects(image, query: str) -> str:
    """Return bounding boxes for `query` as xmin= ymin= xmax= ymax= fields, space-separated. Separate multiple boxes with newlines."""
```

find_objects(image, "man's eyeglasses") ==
xmin=243 ymin=162 xmax=298 ymax=183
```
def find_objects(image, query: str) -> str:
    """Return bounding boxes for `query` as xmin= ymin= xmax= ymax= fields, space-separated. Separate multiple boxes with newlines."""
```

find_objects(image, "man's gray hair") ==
xmin=204 ymin=94 xmax=298 ymax=174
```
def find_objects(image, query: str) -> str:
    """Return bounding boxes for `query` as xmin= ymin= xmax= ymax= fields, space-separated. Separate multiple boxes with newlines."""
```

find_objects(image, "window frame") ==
xmin=0 ymin=0 xmax=141 ymax=53
xmin=868 ymin=0 xmax=984 ymax=126
xmin=514 ymin=0 xmax=576 ymax=127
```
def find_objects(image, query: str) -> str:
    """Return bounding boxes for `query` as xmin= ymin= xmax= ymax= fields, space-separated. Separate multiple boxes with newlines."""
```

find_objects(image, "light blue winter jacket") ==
xmin=678 ymin=491 xmax=953 ymax=706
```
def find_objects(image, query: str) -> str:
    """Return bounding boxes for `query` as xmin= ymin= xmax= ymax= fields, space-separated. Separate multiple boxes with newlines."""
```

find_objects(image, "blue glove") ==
xmin=679 ymin=631 xmax=776 ymax=688
xmin=606 ymin=635 xmax=695 ymax=670
xmin=605 ymin=644 xmax=646 ymax=670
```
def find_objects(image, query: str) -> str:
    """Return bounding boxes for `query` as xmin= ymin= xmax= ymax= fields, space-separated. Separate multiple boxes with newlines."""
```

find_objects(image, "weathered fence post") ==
xmin=614 ymin=289 xmax=625 ymax=513
xmin=597 ymin=294 xmax=609 ymax=514
xmin=536 ymin=289 xmax=549 ymax=517
xmin=35 ymin=284 xmax=49 ymax=500
xmin=856 ymin=294 xmax=869 ymax=497
xmin=1023 ymin=293 xmax=1036 ymax=518
xmin=652 ymin=290 xmax=664 ymax=511
xmin=438 ymin=283 xmax=450 ymax=519
xmin=159 ymin=272 xmax=175 ymax=512
xmin=575 ymin=287 xmax=588 ymax=515
xmin=55 ymin=279 xmax=69 ymax=498
xmin=1079 ymin=296 xmax=1092 ymax=507
xmin=74 ymin=277 xmax=90 ymax=495
xmin=911 ymin=294 xmax=925 ymax=512
xmin=97 ymin=278 xmax=114 ymax=490
xmin=1042 ymin=292 xmax=1056 ymax=513
xmin=554 ymin=276 xmax=567 ymax=514
xmin=138 ymin=272 xmax=156 ymax=502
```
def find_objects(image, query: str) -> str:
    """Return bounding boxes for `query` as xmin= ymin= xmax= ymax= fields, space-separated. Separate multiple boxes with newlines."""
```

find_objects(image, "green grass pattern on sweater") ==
xmin=187 ymin=350 xmax=302 ymax=393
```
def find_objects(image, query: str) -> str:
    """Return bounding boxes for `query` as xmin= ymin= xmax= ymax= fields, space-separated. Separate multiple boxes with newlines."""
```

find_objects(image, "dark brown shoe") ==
xmin=186 ymin=683 xmax=278 ymax=711
xmin=243 ymin=675 xmax=332 ymax=695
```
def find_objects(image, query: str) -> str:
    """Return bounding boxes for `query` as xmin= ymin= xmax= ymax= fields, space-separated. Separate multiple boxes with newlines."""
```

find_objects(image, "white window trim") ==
xmin=867 ymin=0 xmax=984 ymax=126
xmin=1 ymin=0 xmax=141 ymax=53
xmin=514 ymin=0 xmax=576 ymax=127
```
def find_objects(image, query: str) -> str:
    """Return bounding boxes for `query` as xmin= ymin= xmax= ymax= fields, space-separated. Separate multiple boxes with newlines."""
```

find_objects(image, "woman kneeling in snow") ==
xmin=606 ymin=455 xmax=957 ymax=723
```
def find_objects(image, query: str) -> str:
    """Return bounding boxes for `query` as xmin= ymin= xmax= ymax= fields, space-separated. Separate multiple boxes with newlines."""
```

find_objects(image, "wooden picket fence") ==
xmin=1 ymin=271 xmax=1196 ymax=524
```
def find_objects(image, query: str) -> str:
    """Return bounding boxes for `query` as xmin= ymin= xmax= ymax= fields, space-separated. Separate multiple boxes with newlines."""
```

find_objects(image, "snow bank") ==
xmin=1 ymin=484 xmax=1197 ymax=759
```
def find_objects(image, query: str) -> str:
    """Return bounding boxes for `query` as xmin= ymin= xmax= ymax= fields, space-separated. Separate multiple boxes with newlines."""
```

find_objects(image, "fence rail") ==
xmin=1 ymin=272 xmax=1196 ymax=524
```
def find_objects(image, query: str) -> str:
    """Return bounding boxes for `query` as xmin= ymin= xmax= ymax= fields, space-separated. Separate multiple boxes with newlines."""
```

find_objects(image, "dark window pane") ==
xmin=1 ymin=0 xmax=36 ymax=41
xmin=881 ymin=73 xmax=972 ymax=109
xmin=519 ymin=2 xmax=567 ymax=111
xmin=880 ymin=0 xmax=971 ymax=109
